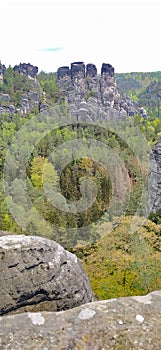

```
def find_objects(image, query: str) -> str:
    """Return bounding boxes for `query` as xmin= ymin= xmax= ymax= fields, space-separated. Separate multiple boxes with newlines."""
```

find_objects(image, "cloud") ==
xmin=39 ymin=47 xmax=63 ymax=52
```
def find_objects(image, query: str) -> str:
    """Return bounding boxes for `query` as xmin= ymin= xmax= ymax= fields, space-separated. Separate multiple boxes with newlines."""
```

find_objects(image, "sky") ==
xmin=1 ymin=0 xmax=161 ymax=73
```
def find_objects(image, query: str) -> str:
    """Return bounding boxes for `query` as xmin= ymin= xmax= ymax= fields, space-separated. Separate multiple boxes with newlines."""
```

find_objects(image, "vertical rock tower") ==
xmin=0 ymin=61 xmax=6 ymax=84
xmin=57 ymin=61 xmax=120 ymax=109
xmin=57 ymin=61 xmax=142 ymax=117
xmin=147 ymin=140 xmax=161 ymax=215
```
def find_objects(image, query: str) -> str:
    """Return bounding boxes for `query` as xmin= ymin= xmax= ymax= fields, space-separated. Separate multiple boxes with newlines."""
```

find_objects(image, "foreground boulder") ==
xmin=0 ymin=291 xmax=161 ymax=349
xmin=0 ymin=235 xmax=92 ymax=315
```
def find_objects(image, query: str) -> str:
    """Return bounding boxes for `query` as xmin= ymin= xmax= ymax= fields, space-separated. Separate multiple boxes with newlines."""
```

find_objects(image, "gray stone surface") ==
xmin=0 ymin=235 xmax=92 ymax=316
xmin=86 ymin=63 xmax=97 ymax=77
xmin=57 ymin=62 xmax=145 ymax=119
xmin=0 ymin=290 xmax=161 ymax=349
xmin=147 ymin=140 xmax=161 ymax=214
xmin=0 ymin=93 xmax=10 ymax=102
xmin=13 ymin=63 xmax=38 ymax=79
xmin=101 ymin=63 xmax=114 ymax=76
xmin=0 ymin=62 xmax=6 ymax=78
xmin=71 ymin=61 xmax=85 ymax=80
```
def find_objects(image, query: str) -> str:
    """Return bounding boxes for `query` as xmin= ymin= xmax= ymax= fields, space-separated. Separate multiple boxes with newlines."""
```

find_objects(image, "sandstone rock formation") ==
xmin=13 ymin=62 xmax=38 ymax=79
xmin=57 ymin=61 xmax=146 ymax=118
xmin=0 ymin=290 xmax=161 ymax=349
xmin=0 ymin=61 xmax=6 ymax=82
xmin=147 ymin=139 xmax=161 ymax=215
xmin=0 ymin=235 xmax=92 ymax=316
xmin=0 ymin=83 xmax=43 ymax=116
xmin=18 ymin=84 xmax=41 ymax=115
xmin=0 ymin=62 xmax=49 ymax=115
xmin=0 ymin=60 xmax=146 ymax=118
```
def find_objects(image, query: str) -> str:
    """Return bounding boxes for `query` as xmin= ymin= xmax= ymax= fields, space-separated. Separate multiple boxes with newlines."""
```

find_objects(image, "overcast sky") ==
xmin=1 ymin=0 xmax=161 ymax=73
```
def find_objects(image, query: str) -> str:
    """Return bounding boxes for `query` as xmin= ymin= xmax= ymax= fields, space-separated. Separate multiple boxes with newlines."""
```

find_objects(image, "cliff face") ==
xmin=147 ymin=140 xmax=161 ymax=214
xmin=0 ymin=61 xmax=6 ymax=83
xmin=57 ymin=61 xmax=146 ymax=118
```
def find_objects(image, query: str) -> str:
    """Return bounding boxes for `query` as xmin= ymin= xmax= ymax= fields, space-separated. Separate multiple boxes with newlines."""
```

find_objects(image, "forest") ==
xmin=1 ymin=66 xmax=161 ymax=299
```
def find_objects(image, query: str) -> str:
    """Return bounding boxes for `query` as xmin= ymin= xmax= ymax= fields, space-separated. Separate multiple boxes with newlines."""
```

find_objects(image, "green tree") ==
xmin=30 ymin=156 xmax=58 ymax=190
xmin=2 ymin=66 xmax=14 ymax=94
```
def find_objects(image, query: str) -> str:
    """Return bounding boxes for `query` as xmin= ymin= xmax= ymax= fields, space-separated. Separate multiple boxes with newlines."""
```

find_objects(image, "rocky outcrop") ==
xmin=71 ymin=61 xmax=85 ymax=79
xmin=0 ymin=93 xmax=10 ymax=102
xmin=86 ymin=63 xmax=97 ymax=77
xmin=0 ymin=61 xmax=6 ymax=82
xmin=57 ymin=61 xmax=146 ymax=118
xmin=0 ymin=62 xmax=50 ymax=116
xmin=0 ymin=235 xmax=92 ymax=316
xmin=0 ymin=60 xmax=147 ymax=118
xmin=147 ymin=139 xmax=161 ymax=214
xmin=13 ymin=63 xmax=38 ymax=79
xmin=101 ymin=62 xmax=114 ymax=76
xmin=1 ymin=290 xmax=161 ymax=349
xmin=0 ymin=103 xmax=16 ymax=114
xmin=17 ymin=82 xmax=41 ymax=115
xmin=0 ymin=78 xmax=48 ymax=115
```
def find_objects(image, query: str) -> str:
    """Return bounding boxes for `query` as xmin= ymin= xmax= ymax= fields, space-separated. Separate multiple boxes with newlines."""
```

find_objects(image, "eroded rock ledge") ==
xmin=0 ymin=291 xmax=161 ymax=349
xmin=0 ymin=235 xmax=92 ymax=316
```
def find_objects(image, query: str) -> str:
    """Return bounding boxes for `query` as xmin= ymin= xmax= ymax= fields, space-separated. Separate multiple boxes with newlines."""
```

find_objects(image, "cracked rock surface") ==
xmin=0 ymin=291 xmax=161 ymax=349
xmin=0 ymin=235 xmax=92 ymax=315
